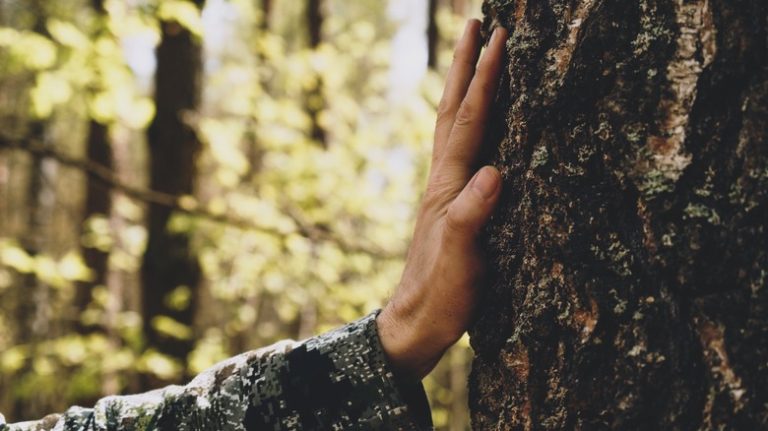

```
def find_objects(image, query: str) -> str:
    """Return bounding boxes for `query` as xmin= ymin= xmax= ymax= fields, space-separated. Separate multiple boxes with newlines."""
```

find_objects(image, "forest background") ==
xmin=0 ymin=0 xmax=481 ymax=429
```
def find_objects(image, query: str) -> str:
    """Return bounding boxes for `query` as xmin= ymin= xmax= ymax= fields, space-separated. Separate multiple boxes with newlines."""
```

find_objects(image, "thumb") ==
xmin=444 ymin=166 xmax=501 ymax=246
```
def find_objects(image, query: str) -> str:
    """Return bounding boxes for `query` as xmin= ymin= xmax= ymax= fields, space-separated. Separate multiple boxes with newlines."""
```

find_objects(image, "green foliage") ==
xmin=0 ymin=0 xmax=483 ymax=428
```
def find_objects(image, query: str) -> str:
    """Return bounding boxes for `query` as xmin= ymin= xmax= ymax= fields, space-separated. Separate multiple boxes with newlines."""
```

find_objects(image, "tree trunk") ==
xmin=305 ymin=0 xmax=327 ymax=147
xmin=76 ymin=0 xmax=113 ymax=330
xmin=260 ymin=0 xmax=273 ymax=31
xmin=427 ymin=0 xmax=440 ymax=70
xmin=469 ymin=0 xmax=768 ymax=429
xmin=141 ymin=0 xmax=205 ymax=381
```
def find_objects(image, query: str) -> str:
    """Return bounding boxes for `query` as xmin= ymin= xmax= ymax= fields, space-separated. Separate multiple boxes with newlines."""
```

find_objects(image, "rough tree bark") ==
xmin=141 ymin=0 xmax=205 ymax=380
xmin=469 ymin=0 xmax=768 ymax=429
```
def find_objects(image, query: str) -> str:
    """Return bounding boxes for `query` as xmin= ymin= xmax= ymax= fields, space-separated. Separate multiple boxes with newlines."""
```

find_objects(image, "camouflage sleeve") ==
xmin=0 ymin=311 xmax=433 ymax=430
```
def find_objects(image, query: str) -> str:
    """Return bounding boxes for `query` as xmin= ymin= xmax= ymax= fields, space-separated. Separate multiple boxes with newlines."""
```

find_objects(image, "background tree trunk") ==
xmin=141 ymin=0 xmax=205 ymax=383
xmin=13 ymin=2 xmax=57 ymax=419
xmin=470 ymin=0 xmax=768 ymax=429
xmin=260 ymin=0 xmax=272 ymax=31
xmin=427 ymin=0 xmax=440 ymax=70
xmin=76 ymin=0 xmax=113 ymax=331
xmin=305 ymin=0 xmax=327 ymax=147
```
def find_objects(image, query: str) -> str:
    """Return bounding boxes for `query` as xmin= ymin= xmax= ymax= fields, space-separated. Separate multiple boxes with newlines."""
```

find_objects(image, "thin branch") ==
xmin=0 ymin=135 xmax=402 ymax=259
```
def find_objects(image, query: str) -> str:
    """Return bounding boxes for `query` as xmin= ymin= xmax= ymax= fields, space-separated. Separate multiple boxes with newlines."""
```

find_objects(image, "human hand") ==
xmin=377 ymin=20 xmax=507 ymax=380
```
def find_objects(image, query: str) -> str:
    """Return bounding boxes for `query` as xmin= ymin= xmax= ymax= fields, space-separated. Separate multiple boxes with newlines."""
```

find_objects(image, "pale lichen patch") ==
xmin=627 ymin=344 xmax=646 ymax=357
xmin=543 ymin=0 xmax=598 ymax=89
xmin=633 ymin=0 xmax=717 ymax=196
xmin=683 ymin=202 xmax=721 ymax=224
xmin=696 ymin=317 xmax=747 ymax=411
xmin=553 ymin=0 xmax=595 ymax=75
xmin=572 ymin=297 xmax=599 ymax=343
xmin=530 ymin=143 xmax=549 ymax=168
xmin=502 ymin=341 xmax=530 ymax=381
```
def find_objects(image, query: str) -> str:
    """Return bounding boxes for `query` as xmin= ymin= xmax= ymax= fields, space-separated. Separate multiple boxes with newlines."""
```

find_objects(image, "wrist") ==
xmin=376 ymin=303 xmax=448 ymax=380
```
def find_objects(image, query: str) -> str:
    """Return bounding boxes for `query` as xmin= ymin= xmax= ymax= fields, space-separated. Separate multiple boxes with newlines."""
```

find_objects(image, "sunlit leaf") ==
xmin=47 ymin=19 xmax=90 ymax=48
xmin=35 ymin=255 xmax=67 ymax=289
xmin=188 ymin=329 xmax=228 ymax=374
xmin=53 ymin=336 xmax=88 ymax=366
xmin=158 ymin=1 xmax=204 ymax=37
xmin=0 ymin=28 xmax=57 ymax=70
xmin=33 ymin=357 xmax=55 ymax=376
xmin=59 ymin=252 xmax=94 ymax=282
xmin=31 ymin=71 xmax=73 ymax=118
xmin=164 ymin=285 xmax=192 ymax=311
xmin=137 ymin=350 xmax=182 ymax=380
xmin=151 ymin=315 xmax=193 ymax=341
xmin=102 ymin=349 xmax=135 ymax=373
xmin=120 ymin=97 xmax=155 ymax=129
xmin=178 ymin=195 xmax=198 ymax=211
xmin=0 ymin=243 xmax=34 ymax=274
xmin=0 ymin=346 xmax=25 ymax=373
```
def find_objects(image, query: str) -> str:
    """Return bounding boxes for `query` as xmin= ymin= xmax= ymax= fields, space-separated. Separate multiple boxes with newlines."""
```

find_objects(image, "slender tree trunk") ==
xmin=305 ymin=0 xmax=327 ymax=147
xmin=77 ymin=122 xmax=111 ymax=311
xmin=260 ymin=0 xmax=273 ymax=32
xmin=76 ymin=0 xmax=113 ymax=329
xmin=141 ymin=0 xmax=205 ymax=383
xmin=470 ymin=0 xmax=768 ymax=429
xmin=427 ymin=0 xmax=440 ymax=70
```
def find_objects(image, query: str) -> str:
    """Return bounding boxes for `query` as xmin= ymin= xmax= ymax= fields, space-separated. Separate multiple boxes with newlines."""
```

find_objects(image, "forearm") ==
xmin=1 ymin=311 xmax=432 ymax=431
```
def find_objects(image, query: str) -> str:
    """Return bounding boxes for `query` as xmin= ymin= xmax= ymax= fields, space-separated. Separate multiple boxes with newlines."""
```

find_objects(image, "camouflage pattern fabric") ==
xmin=0 ymin=311 xmax=433 ymax=430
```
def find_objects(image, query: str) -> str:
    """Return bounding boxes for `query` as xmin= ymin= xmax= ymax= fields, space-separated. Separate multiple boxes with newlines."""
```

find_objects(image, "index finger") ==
xmin=432 ymin=19 xmax=482 ymax=166
xmin=438 ymin=26 xmax=507 ymax=180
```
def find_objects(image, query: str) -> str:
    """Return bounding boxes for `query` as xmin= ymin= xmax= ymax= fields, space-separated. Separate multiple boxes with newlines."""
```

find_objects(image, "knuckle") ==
xmin=423 ymin=182 xmax=448 ymax=207
xmin=477 ymin=52 xmax=493 ymax=72
xmin=421 ymin=187 xmax=442 ymax=209
xmin=423 ymin=173 xmax=460 ymax=208
xmin=445 ymin=202 xmax=469 ymax=234
xmin=435 ymin=99 xmax=454 ymax=125
xmin=479 ymin=77 xmax=495 ymax=97
xmin=455 ymin=55 xmax=476 ymax=71
xmin=453 ymin=40 xmax=471 ymax=62
xmin=454 ymin=101 xmax=475 ymax=128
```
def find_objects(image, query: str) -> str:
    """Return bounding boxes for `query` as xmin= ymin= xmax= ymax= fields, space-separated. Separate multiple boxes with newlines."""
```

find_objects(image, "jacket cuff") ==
xmin=367 ymin=310 xmax=433 ymax=429
xmin=247 ymin=310 xmax=433 ymax=429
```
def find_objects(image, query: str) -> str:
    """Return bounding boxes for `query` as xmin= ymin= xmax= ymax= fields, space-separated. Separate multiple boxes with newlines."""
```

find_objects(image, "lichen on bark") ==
xmin=470 ymin=0 xmax=768 ymax=429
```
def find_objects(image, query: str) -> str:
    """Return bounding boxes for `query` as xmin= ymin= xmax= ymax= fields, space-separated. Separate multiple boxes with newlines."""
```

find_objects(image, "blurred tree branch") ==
xmin=0 ymin=135 xmax=401 ymax=259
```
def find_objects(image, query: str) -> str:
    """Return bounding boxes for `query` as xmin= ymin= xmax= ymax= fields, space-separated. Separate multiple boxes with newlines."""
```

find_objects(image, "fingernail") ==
xmin=472 ymin=167 xmax=500 ymax=199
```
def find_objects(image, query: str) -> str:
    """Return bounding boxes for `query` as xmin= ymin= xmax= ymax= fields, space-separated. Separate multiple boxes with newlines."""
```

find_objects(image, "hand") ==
xmin=377 ymin=20 xmax=507 ymax=380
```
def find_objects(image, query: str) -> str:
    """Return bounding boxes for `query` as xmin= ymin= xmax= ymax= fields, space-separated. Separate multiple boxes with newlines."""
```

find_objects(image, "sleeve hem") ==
xmin=365 ymin=310 xmax=434 ymax=429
